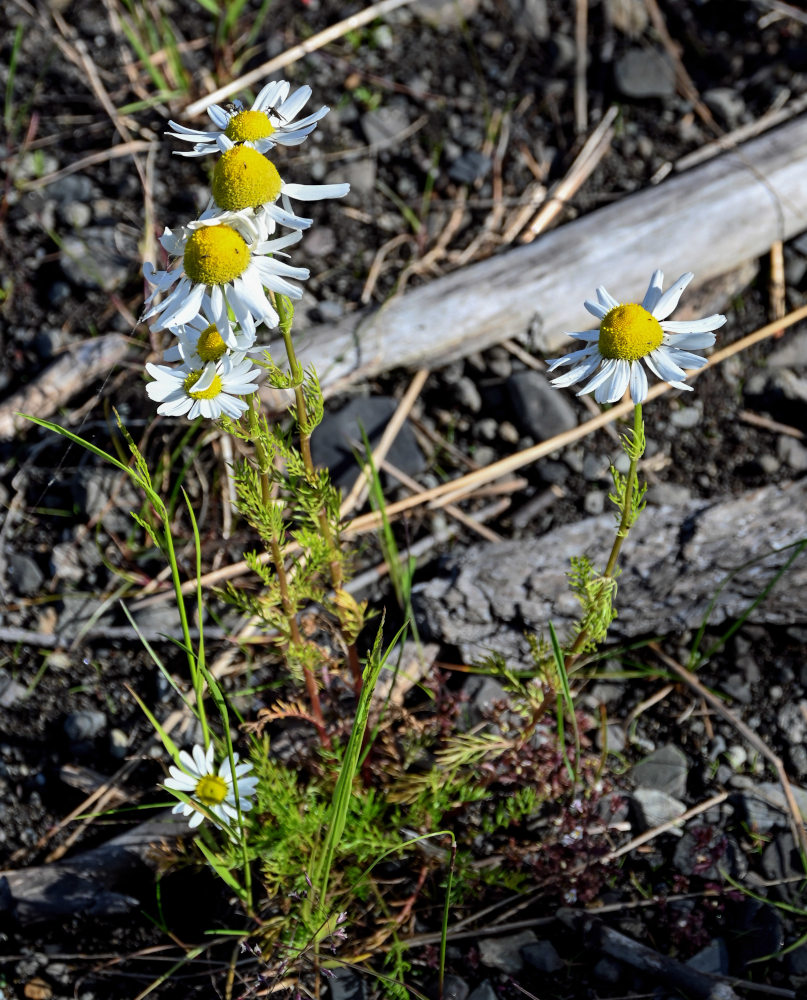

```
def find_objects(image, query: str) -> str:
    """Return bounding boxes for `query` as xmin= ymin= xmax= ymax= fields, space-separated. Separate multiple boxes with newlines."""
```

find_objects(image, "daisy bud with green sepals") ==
xmin=146 ymin=354 xmax=262 ymax=420
xmin=211 ymin=135 xmax=349 ymax=226
xmin=142 ymin=213 xmax=307 ymax=336
xmin=166 ymin=80 xmax=329 ymax=157
xmin=164 ymin=744 xmax=258 ymax=830
xmin=547 ymin=270 xmax=726 ymax=404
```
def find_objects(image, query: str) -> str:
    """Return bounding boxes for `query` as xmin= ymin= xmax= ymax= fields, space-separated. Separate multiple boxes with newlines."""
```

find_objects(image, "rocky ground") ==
xmin=3 ymin=0 xmax=807 ymax=997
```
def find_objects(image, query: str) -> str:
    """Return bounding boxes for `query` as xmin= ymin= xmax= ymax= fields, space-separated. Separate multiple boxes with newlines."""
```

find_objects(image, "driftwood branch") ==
xmin=414 ymin=479 xmax=807 ymax=668
xmin=290 ymin=115 xmax=807 ymax=395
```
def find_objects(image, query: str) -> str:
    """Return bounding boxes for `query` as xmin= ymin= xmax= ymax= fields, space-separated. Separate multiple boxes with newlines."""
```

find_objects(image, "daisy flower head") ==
xmin=163 ymin=293 xmax=263 ymax=366
xmin=142 ymin=213 xmax=308 ymax=336
xmin=547 ymin=270 xmax=727 ymax=405
xmin=164 ymin=743 xmax=259 ymax=831
xmin=146 ymin=354 xmax=262 ymax=420
xmin=166 ymin=80 xmax=330 ymax=157
xmin=211 ymin=135 xmax=350 ymax=225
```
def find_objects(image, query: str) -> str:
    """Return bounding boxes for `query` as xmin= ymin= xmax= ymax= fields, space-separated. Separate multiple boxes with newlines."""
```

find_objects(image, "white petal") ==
xmin=652 ymin=272 xmax=693 ymax=320
xmin=596 ymin=285 xmax=619 ymax=310
xmin=276 ymin=85 xmax=311 ymax=121
xmin=207 ymin=104 xmax=230 ymax=129
xmin=584 ymin=299 xmax=608 ymax=320
xmin=188 ymin=809 xmax=205 ymax=828
xmin=663 ymin=331 xmax=715 ymax=350
xmin=629 ymin=361 xmax=648 ymax=404
xmin=641 ymin=270 xmax=664 ymax=313
xmin=660 ymin=315 xmax=726 ymax=334
xmin=648 ymin=346 xmax=688 ymax=382
xmin=281 ymin=182 xmax=350 ymax=201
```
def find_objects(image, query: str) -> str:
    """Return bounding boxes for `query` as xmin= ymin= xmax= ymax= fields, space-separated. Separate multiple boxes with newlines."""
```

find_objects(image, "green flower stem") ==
xmin=604 ymin=402 xmax=643 ymax=578
xmin=565 ymin=403 xmax=644 ymax=668
xmin=276 ymin=297 xmax=363 ymax=696
xmin=248 ymin=396 xmax=330 ymax=747
xmin=276 ymin=297 xmax=344 ymax=592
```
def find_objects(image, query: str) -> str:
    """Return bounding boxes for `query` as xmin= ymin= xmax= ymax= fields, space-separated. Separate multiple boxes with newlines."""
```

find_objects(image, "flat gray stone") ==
xmin=479 ymin=929 xmax=537 ymax=973
xmin=631 ymin=745 xmax=688 ymax=798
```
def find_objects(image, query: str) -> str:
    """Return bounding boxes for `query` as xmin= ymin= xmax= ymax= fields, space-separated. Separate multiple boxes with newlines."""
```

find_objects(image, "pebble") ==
xmin=448 ymin=150 xmax=492 ymax=184
xmin=478 ymin=929 xmax=537 ymax=973
xmin=614 ymin=49 xmax=675 ymax=99
xmin=777 ymin=435 xmax=807 ymax=472
xmin=456 ymin=376 xmax=483 ymax=413
xmin=360 ymin=105 xmax=411 ymax=148
xmin=704 ymin=86 xmax=747 ymax=127
xmin=631 ymin=744 xmax=689 ymax=798
xmin=60 ymin=225 xmax=135 ymax=292
xmin=583 ymin=490 xmax=605 ymax=515
xmin=64 ymin=710 xmax=107 ymax=742
xmin=522 ymin=939 xmax=563 ymax=973
xmin=669 ymin=405 xmax=702 ymax=429
xmin=476 ymin=418 xmax=499 ymax=442
xmin=6 ymin=552 xmax=45 ymax=597
xmin=631 ymin=787 xmax=686 ymax=832
xmin=507 ymin=370 xmax=577 ymax=441
xmin=466 ymin=983 xmax=497 ymax=1000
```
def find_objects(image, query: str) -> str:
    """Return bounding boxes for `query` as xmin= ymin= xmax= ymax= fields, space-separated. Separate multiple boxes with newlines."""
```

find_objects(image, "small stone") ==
xmin=703 ymin=87 xmax=746 ymax=127
xmin=479 ymin=929 xmax=537 ymax=973
xmin=777 ymin=436 xmax=807 ymax=472
xmin=60 ymin=201 xmax=92 ymax=229
xmin=686 ymin=938 xmax=729 ymax=975
xmin=448 ymin=150 xmax=492 ymax=184
xmin=631 ymin=788 xmax=687 ymax=833
xmin=476 ymin=418 xmax=499 ymax=442
xmin=64 ymin=710 xmax=107 ymax=742
xmin=725 ymin=745 xmax=747 ymax=771
xmin=327 ymin=968 xmax=365 ymax=1000
xmin=109 ymin=728 xmax=130 ymax=759
xmin=498 ymin=421 xmax=520 ymax=444
xmin=614 ymin=49 xmax=675 ymax=99
xmin=669 ymin=405 xmax=701 ymax=429
xmin=466 ymin=983 xmax=497 ymax=1000
xmin=361 ymin=106 xmax=411 ymax=148
xmin=507 ymin=370 xmax=577 ymax=441
xmin=7 ymin=553 xmax=45 ymax=597
xmin=0 ymin=669 xmax=28 ymax=708
xmin=441 ymin=975 xmax=469 ymax=1000
xmin=522 ymin=940 xmax=563 ymax=973
xmin=631 ymin=744 xmax=689 ymax=798
xmin=456 ymin=376 xmax=483 ymax=413
xmin=583 ymin=490 xmax=605 ymax=515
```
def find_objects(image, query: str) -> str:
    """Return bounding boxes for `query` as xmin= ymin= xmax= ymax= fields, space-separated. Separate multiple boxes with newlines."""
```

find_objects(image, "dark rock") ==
xmin=507 ymin=370 xmax=578 ymax=441
xmin=686 ymin=938 xmax=728 ymax=975
xmin=64 ymin=710 xmax=107 ymax=742
xmin=522 ymin=940 xmax=563 ymax=973
xmin=631 ymin=745 xmax=689 ymax=798
xmin=327 ymin=967 xmax=366 ymax=1000
xmin=479 ymin=929 xmax=537 ymax=973
xmin=310 ymin=395 xmax=425 ymax=491
xmin=448 ymin=150 xmax=492 ymax=184
xmin=440 ymin=975 xmax=470 ymax=1000
xmin=466 ymin=982 xmax=497 ymax=1000
xmin=703 ymin=87 xmax=747 ymax=128
xmin=614 ymin=49 xmax=675 ymax=99
xmin=6 ymin=552 xmax=45 ymax=597
xmin=673 ymin=828 xmax=746 ymax=880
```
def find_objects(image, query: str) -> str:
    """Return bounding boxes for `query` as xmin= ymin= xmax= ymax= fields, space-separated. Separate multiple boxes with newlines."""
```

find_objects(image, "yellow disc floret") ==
xmin=184 ymin=369 xmax=224 ymax=400
xmin=183 ymin=225 xmax=250 ymax=285
xmin=224 ymin=109 xmax=276 ymax=144
xmin=598 ymin=303 xmax=664 ymax=361
xmin=195 ymin=323 xmax=228 ymax=362
xmin=195 ymin=773 xmax=228 ymax=805
xmin=212 ymin=146 xmax=282 ymax=211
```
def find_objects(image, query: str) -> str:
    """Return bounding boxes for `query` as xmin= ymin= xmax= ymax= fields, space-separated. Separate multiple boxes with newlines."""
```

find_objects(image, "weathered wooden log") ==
xmin=292 ymin=115 xmax=807 ymax=394
xmin=0 ymin=812 xmax=182 ymax=926
xmin=414 ymin=479 xmax=807 ymax=668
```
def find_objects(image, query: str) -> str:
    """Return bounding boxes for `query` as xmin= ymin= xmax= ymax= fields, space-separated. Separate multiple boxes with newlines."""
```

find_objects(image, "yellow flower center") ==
xmin=196 ymin=323 xmax=227 ymax=362
xmin=598 ymin=303 xmax=664 ymax=361
xmin=224 ymin=109 xmax=276 ymax=143
xmin=183 ymin=226 xmax=250 ymax=285
xmin=195 ymin=773 xmax=228 ymax=805
xmin=212 ymin=146 xmax=282 ymax=211
xmin=184 ymin=368 xmax=223 ymax=400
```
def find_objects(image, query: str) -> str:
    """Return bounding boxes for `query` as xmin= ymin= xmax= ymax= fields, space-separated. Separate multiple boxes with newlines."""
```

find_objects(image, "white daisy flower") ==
xmin=146 ymin=354 xmax=261 ymax=420
xmin=164 ymin=743 xmax=259 ymax=830
xmin=166 ymin=80 xmax=329 ymax=156
xmin=547 ymin=270 xmax=727 ymax=404
xmin=210 ymin=135 xmax=350 ymax=226
xmin=163 ymin=293 xmax=265 ymax=366
xmin=142 ymin=214 xmax=307 ymax=336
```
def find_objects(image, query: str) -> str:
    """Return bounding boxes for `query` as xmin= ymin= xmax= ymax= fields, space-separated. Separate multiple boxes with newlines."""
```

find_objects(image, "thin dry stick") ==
xmin=770 ymin=240 xmax=786 ymax=332
xmin=602 ymin=791 xmax=729 ymax=863
xmin=519 ymin=104 xmax=618 ymax=243
xmin=340 ymin=367 xmax=430 ymax=516
xmin=20 ymin=140 xmax=153 ymax=190
xmin=376 ymin=455 xmax=503 ymax=544
xmin=649 ymin=643 xmax=807 ymax=863
xmin=574 ymin=0 xmax=589 ymax=134
xmin=739 ymin=409 xmax=805 ymax=440
xmin=184 ymin=0 xmax=417 ymax=117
